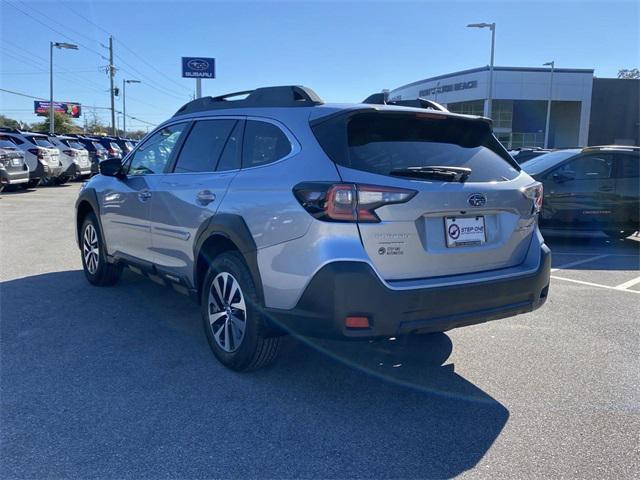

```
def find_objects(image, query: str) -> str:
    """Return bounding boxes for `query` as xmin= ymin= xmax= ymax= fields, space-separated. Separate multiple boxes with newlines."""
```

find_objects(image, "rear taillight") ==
xmin=293 ymin=182 xmax=416 ymax=223
xmin=28 ymin=148 xmax=46 ymax=159
xmin=521 ymin=182 xmax=543 ymax=214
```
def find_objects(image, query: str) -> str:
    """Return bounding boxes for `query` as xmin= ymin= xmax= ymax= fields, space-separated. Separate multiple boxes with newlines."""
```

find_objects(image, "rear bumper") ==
xmin=45 ymin=163 xmax=63 ymax=177
xmin=1 ymin=167 xmax=30 ymax=185
xmin=63 ymin=162 xmax=92 ymax=178
xmin=266 ymin=244 xmax=551 ymax=339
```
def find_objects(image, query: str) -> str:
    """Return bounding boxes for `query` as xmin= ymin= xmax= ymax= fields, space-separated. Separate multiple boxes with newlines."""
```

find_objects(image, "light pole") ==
xmin=50 ymin=42 xmax=78 ymax=134
xmin=467 ymin=22 xmax=496 ymax=119
xmin=543 ymin=61 xmax=555 ymax=148
xmin=122 ymin=79 xmax=140 ymax=137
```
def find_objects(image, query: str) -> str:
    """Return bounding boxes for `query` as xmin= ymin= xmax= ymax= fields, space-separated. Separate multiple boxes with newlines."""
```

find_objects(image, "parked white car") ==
xmin=0 ymin=128 xmax=62 ymax=187
xmin=48 ymin=135 xmax=92 ymax=183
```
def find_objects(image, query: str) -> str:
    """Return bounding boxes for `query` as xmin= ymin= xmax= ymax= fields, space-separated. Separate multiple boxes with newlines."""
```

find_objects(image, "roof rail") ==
xmin=0 ymin=127 xmax=21 ymax=133
xmin=583 ymin=145 xmax=640 ymax=151
xmin=173 ymin=85 xmax=323 ymax=117
xmin=362 ymin=92 xmax=449 ymax=112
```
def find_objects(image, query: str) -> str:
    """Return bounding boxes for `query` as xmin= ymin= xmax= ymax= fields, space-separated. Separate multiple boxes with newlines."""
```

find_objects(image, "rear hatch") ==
xmin=28 ymin=135 xmax=60 ymax=166
xmin=311 ymin=109 xmax=540 ymax=280
xmin=0 ymin=139 xmax=25 ymax=171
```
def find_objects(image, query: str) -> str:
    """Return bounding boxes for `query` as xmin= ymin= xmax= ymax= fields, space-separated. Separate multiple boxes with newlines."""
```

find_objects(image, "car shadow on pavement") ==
xmin=1 ymin=269 xmax=508 ymax=479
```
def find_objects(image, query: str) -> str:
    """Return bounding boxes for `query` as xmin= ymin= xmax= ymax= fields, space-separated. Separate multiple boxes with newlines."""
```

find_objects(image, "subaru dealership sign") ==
xmin=181 ymin=57 xmax=215 ymax=79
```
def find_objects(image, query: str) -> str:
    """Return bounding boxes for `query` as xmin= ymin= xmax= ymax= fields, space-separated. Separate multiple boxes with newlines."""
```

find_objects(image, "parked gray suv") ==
xmin=75 ymin=86 xmax=551 ymax=371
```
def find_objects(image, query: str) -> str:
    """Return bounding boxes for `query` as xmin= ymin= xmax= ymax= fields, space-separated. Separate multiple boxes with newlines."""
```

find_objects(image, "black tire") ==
xmin=25 ymin=179 xmax=39 ymax=189
xmin=80 ymin=212 xmax=121 ymax=286
xmin=55 ymin=175 xmax=69 ymax=185
xmin=201 ymin=251 xmax=281 ymax=371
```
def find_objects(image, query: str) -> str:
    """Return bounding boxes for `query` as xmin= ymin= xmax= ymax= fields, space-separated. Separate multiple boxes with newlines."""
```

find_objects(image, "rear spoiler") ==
xmin=362 ymin=92 xmax=448 ymax=112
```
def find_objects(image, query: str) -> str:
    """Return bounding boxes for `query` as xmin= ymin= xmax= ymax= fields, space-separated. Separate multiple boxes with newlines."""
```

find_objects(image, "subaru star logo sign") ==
xmin=182 ymin=57 xmax=216 ymax=79
xmin=468 ymin=193 xmax=487 ymax=207
xmin=187 ymin=59 xmax=209 ymax=71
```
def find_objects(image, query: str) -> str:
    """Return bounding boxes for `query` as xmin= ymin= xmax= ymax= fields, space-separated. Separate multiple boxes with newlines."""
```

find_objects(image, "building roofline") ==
xmin=391 ymin=66 xmax=596 ymax=92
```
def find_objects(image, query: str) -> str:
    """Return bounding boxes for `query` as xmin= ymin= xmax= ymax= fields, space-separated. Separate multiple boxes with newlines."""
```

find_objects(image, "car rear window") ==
xmin=27 ymin=136 xmax=54 ymax=148
xmin=67 ymin=141 xmax=85 ymax=149
xmin=521 ymin=150 xmax=580 ymax=176
xmin=312 ymin=111 xmax=519 ymax=182
xmin=0 ymin=138 xmax=16 ymax=148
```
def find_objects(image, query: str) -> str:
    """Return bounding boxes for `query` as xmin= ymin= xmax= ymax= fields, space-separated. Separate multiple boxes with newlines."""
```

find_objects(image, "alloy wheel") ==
xmin=208 ymin=272 xmax=247 ymax=352
xmin=83 ymin=224 xmax=99 ymax=275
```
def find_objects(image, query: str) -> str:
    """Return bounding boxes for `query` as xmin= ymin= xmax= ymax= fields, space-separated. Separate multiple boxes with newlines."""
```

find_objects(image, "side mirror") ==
xmin=99 ymin=157 xmax=125 ymax=178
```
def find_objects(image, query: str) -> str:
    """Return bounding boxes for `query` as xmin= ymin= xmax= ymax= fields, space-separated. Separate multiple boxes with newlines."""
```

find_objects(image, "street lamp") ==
xmin=122 ymin=79 xmax=141 ymax=137
xmin=467 ymin=22 xmax=496 ymax=119
xmin=543 ymin=61 xmax=555 ymax=149
xmin=50 ymin=42 xmax=78 ymax=134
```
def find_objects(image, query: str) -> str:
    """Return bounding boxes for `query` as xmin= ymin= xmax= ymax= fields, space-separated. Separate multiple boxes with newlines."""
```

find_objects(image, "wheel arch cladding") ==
xmin=194 ymin=214 xmax=264 ymax=302
xmin=75 ymin=188 xmax=100 ymax=249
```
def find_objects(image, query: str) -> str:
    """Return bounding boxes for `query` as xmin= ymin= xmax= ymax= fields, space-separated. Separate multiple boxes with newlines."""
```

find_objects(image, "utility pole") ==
xmin=109 ymin=35 xmax=116 ymax=136
xmin=49 ymin=42 xmax=54 ymax=134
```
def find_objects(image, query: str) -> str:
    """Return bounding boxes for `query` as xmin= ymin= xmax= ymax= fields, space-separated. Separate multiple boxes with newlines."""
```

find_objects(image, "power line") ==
xmin=59 ymin=3 xmax=112 ymax=37
xmin=6 ymin=2 xmax=188 ymax=104
xmin=58 ymin=3 xmax=191 ymax=95
xmin=5 ymin=0 xmax=108 ymax=61
xmin=115 ymin=39 xmax=192 ymax=94
xmin=0 ymin=88 xmax=157 ymax=126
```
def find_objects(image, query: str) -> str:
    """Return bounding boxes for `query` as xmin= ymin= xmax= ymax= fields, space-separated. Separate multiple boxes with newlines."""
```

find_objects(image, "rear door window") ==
xmin=615 ymin=153 xmax=639 ymax=178
xmin=313 ymin=112 xmax=519 ymax=182
xmin=242 ymin=120 xmax=292 ymax=168
xmin=174 ymin=119 xmax=236 ymax=173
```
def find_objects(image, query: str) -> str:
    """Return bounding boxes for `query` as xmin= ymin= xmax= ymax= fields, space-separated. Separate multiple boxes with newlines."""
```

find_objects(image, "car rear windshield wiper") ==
xmin=389 ymin=166 xmax=472 ymax=183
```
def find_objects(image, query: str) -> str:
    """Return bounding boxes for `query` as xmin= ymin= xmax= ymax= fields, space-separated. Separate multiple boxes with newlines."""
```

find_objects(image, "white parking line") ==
xmin=551 ymin=275 xmax=640 ymax=294
xmin=550 ymin=254 xmax=610 ymax=272
xmin=614 ymin=275 xmax=640 ymax=291
xmin=553 ymin=252 xmax=639 ymax=257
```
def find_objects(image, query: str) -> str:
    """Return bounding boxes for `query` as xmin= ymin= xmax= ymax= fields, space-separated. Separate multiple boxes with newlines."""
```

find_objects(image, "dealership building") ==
xmin=389 ymin=66 xmax=639 ymax=148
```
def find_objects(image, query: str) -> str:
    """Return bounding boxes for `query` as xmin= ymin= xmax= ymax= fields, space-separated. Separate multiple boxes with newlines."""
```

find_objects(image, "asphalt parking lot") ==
xmin=1 ymin=184 xmax=639 ymax=479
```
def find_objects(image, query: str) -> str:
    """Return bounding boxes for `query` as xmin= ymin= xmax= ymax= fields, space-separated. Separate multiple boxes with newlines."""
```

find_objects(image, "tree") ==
xmin=31 ymin=112 xmax=81 ymax=134
xmin=84 ymin=110 xmax=110 ymax=135
xmin=127 ymin=129 xmax=147 ymax=140
xmin=618 ymin=68 xmax=640 ymax=79
xmin=0 ymin=115 xmax=22 ymax=129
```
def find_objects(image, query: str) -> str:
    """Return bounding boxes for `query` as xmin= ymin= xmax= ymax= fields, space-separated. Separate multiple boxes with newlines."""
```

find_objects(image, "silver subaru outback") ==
xmin=75 ymin=86 xmax=550 ymax=371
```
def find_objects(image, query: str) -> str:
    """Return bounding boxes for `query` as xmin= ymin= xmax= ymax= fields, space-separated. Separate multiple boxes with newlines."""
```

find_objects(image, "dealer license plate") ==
xmin=444 ymin=216 xmax=486 ymax=247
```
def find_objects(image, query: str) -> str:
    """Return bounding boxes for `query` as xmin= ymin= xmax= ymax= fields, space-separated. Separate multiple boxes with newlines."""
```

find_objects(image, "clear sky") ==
xmin=1 ymin=0 xmax=638 ymax=131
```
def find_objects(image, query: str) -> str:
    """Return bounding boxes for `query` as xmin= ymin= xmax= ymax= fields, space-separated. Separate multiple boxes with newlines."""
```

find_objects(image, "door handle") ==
xmin=196 ymin=189 xmax=216 ymax=206
xmin=138 ymin=190 xmax=152 ymax=202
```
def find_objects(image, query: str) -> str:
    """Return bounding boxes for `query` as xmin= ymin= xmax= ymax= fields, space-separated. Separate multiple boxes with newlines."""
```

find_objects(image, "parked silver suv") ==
xmin=75 ymin=86 xmax=551 ymax=371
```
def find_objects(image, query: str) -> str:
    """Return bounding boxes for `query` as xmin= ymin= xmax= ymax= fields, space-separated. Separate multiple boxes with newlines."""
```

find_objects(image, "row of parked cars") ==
xmin=0 ymin=127 xmax=138 ymax=191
